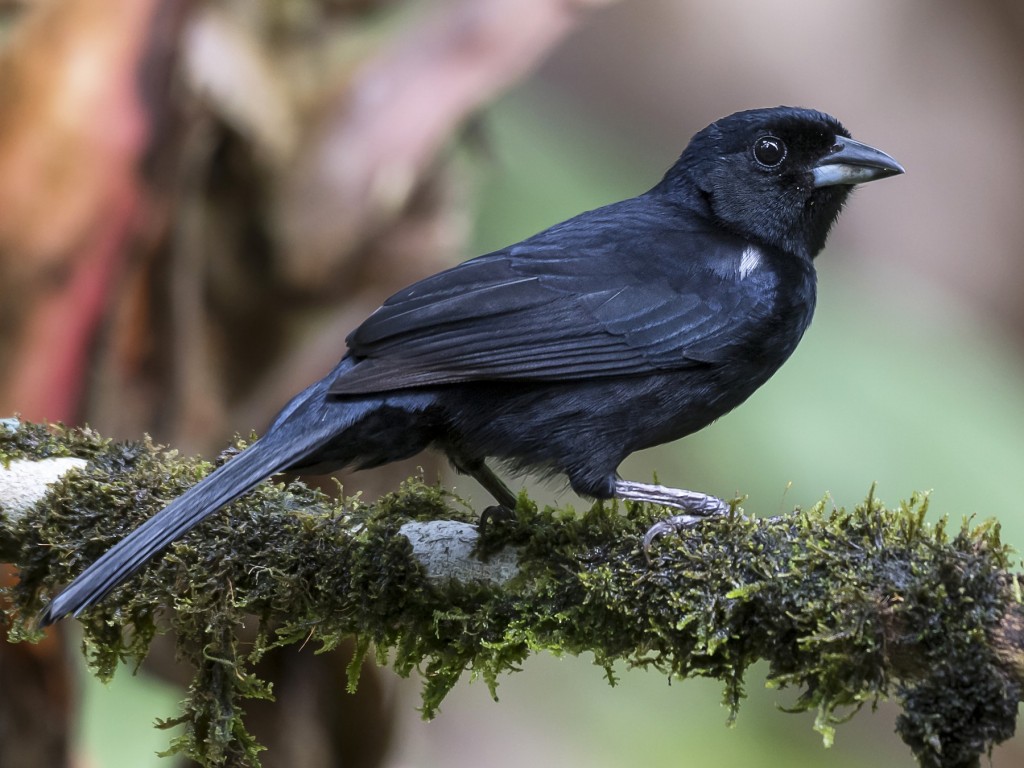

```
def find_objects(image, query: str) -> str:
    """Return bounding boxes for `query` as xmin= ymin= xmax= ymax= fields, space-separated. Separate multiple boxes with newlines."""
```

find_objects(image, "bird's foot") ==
xmin=477 ymin=504 xmax=515 ymax=535
xmin=642 ymin=514 xmax=705 ymax=559
xmin=448 ymin=454 xmax=519 ymax=525
xmin=610 ymin=480 xmax=732 ymax=562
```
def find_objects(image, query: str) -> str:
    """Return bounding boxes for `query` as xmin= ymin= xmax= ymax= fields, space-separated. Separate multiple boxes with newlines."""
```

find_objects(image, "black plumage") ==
xmin=40 ymin=106 xmax=903 ymax=624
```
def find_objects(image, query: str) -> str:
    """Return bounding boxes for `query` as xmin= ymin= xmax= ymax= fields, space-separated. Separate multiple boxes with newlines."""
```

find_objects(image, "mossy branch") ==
xmin=1 ymin=419 xmax=1022 ymax=768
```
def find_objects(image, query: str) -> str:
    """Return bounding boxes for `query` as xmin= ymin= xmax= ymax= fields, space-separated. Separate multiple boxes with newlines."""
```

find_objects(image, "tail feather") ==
xmin=39 ymin=435 xmax=301 ymax=625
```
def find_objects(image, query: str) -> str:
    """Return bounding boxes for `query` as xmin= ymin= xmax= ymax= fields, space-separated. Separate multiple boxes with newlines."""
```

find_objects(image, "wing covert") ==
xmin=332 ymin=200 xmax=778 ymax=395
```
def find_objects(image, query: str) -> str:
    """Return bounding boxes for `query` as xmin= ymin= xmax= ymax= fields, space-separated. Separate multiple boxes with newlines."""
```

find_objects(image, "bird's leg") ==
xmin=448 ymin=453 xmax=518 ymax=527
xmin=613 ymin=479 xmax=730 ymax=514
xmin=610 ymin=479 xmax=731 ymax=559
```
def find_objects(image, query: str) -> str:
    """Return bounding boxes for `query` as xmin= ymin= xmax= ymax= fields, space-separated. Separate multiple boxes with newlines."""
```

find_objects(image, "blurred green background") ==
xmin=3 ymin=0 xmax=1022 ymax=765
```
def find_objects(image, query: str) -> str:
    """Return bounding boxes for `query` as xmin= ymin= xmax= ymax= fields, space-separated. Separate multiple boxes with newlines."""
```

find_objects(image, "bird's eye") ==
xmin=752 ymin=136 xmax=787 ymax=168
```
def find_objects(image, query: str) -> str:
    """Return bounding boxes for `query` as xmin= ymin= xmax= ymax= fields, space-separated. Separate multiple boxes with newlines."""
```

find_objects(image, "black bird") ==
xmin=40 ymin=106 xmax=903 ymax=624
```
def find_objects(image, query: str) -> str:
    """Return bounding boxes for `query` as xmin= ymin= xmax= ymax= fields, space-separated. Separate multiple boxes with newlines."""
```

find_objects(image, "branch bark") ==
xmin=1 ymin=419 xmax=1021 ymax=768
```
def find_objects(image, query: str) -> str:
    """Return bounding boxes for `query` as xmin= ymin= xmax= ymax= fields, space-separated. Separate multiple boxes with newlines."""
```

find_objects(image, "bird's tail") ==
xmin=39 ymin=430 xmax=316 ymax=625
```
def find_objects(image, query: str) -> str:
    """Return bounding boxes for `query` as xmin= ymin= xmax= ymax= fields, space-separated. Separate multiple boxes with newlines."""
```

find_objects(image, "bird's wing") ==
xmin=331 ymin=204 xmax=774 ymax=395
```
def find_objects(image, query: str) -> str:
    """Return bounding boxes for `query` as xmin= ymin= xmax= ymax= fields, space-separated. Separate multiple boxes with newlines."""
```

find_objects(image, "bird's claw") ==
xmin=642 ymin=514 xmax=703 ymax=562
xmin=477 ymin=504 xmax=515 ymax=535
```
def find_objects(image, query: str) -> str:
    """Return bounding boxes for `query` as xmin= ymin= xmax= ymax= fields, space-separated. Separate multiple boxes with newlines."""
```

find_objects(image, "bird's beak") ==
xmin=812 ymin=136 xmax=905 ymax=188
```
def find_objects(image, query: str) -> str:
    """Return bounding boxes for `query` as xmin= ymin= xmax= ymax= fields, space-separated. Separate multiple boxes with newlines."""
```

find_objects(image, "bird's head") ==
xmin=658 ymin=106 xmax=904 ymax=259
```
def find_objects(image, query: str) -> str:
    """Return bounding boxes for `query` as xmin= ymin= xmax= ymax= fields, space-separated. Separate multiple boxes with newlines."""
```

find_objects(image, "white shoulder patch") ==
xmin=739 ymin=245 xmax=763 ymax=279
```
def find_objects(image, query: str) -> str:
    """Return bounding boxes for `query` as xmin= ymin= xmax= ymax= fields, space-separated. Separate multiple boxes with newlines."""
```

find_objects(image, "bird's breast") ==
xmin=706 ymin=243 xmax=817 ymax=371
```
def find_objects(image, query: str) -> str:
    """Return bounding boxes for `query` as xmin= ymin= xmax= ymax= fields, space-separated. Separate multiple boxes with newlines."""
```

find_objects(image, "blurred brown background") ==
xmin=2 ymin=0 xmax=1024 ymax=766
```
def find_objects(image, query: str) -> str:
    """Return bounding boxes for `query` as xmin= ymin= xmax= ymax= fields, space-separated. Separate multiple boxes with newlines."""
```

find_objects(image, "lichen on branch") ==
xmin=0 ymin=420 xmax=1021 ymax=768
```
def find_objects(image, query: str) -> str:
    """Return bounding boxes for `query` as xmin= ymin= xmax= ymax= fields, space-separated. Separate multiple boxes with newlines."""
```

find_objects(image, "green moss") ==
xmin=1 ymin=421 xmax=1021 ymax=767
xmin=0 ymin=418 xmax=114 ymax=466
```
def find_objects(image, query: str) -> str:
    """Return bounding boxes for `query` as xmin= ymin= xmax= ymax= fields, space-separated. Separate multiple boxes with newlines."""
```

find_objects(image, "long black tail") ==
xmin=39 ymin=431 xmax=313 ymax=625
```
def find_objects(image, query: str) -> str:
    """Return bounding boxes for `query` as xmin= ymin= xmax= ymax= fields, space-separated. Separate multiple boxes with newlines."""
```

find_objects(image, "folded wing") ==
xmin=330 ymin=202 xmax=771 ymax=395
